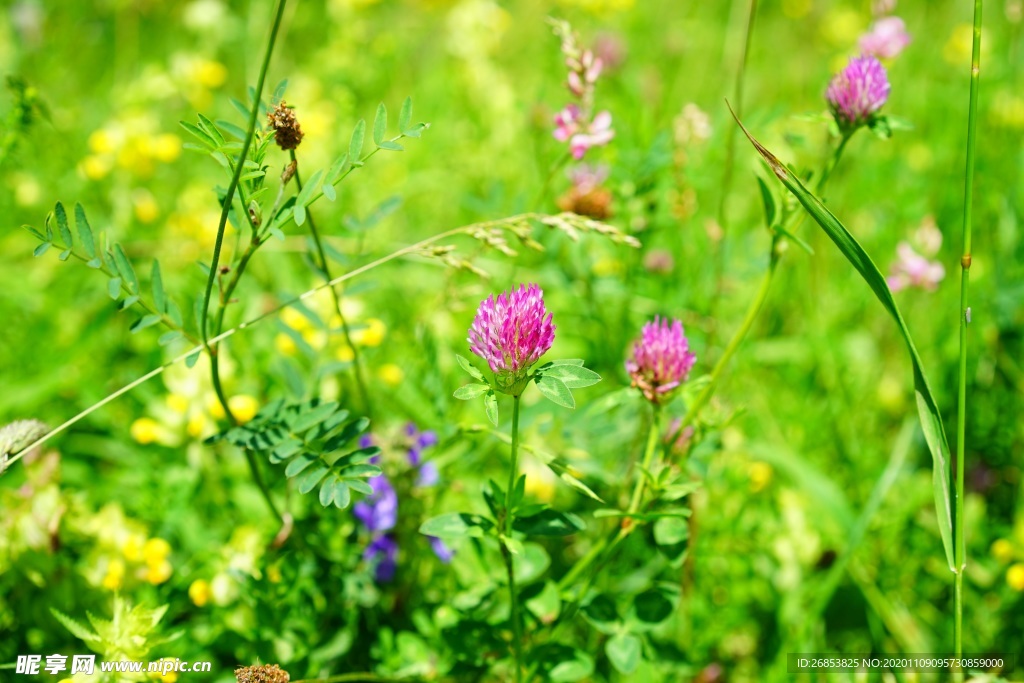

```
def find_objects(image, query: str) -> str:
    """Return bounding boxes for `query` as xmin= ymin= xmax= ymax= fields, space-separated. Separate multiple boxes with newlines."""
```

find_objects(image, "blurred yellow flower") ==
xmin=145 ymin=559 xmax=173 ymax=585
xmin=130 ymin=417 xmax=163 ymax=444
xmin=378 ymin=364 xmax=404 ymax=386
xmin=151 ymin=133 xmax=182 ymax=163
xmin=991 ymin=90 xmax=1024 ymax=129
xmin=133 ymin=191 xmax=160 ymax=223
xmin=267 ymin=565 xmax=282 ymax=583
xmin=13 ymin=174 xmax=42 ymax=206
xmin=187 ymin=413 xmax=207 ymax=439
xmin=188 ymin=579 xmax=211 ymax=607
xmin=335 ymin=344 xmax=355 ymax=362
xmin=992 ymin=539 xmax=1015 ymax=563
xmin=228 ymin=395 xmax=260 ymax=423
xmin=822 ymin=9 xmax=863 ymax=47
xmin=749 ymin=462 xmax=773 ymax=492
xmin=123 ymin=534 xmax=146 ymax=562
xmin=196 ymin=59 xmax=228 ymax=88
xmin=144 ymin=538 xmax=171 ymax=564
xmin=88 ymin=129 xmax=118 ymax=154
xmin=275 ymin=333 xmax=298 ymax=356
xmin=353 ymin=318 xmax=386 ymax=347
xmin=302 ymin=328 xmax=329 ymax=350
xmin=81 ymin=155 xmax=113 ymax=181
xmin=102 ymin=558 xmax=125 ymax=591
xmin=166 ymin=393 xmax=190 ymax=414
xmin=282 ymin=307 xmax=313 ymax=332
xmin=1007 ymin=563 xmax=1024 ymax=591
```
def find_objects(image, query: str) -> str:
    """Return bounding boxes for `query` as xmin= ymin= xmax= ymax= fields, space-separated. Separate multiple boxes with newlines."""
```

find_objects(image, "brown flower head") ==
xmin=266 ymin=102 xmax=303 ymax=151
xmin=235 ymin=664 xmax=290 ymax=683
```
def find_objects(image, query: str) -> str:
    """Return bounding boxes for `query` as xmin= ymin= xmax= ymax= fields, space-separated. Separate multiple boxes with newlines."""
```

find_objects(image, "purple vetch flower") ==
xmin=364 ymin=535 xmax=399 ymax=582
xmin=826 ymin=55 xmax=890 ymax=130
xmin=626 ymin=317 xmax=697 ymax=404
xmin=429 ymin=536 xmax=454 ymax=563
xmin=354 ymin=472 xmax=397 ymax=533
xmin=405 ymin=422 xmax=440 ymax=487
xmin=859 ymin=16 xmax=911 ymax=59
xmin=468 ymin=284 xmax=555 ymax=387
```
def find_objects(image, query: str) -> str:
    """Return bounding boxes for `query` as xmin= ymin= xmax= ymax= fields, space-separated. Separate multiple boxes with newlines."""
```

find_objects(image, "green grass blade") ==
xmin=732 ymin=111 xmax=955 ymax=571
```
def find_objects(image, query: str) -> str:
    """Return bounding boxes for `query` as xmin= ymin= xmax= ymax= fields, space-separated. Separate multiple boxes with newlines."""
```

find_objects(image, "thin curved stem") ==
xmin=290 ymin=149 xmax=373 ymax=418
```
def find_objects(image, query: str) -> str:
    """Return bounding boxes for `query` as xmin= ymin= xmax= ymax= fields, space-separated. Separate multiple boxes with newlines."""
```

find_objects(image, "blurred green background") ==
xmin=1 ymin=0 xmax=1023 ymax=681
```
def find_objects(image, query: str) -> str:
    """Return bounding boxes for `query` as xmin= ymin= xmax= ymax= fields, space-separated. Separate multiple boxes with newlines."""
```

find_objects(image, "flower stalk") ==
xmin=954 ymin=0 xmax=983 ymax=664
xmin=503 ymin=395 xmax=524 ymax=683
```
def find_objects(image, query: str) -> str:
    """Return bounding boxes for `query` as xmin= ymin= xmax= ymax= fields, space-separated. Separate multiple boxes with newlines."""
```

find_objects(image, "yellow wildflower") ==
xmin=275 ymin=333 xmax=298 ymax=356
xmin=188 ymin=579 xmax=211 ymax=607
xmin=749 ymin=462 xmax=773 ymax=493
xmin=123 ymin=534 xmax=145 ymax=562
xmin=378 ymin=364 xmax=404 ymax=386
xmin=81 ymin=155 xmax=112 ymax=180
xmin=144 ymin=538 xmax=171 ymax=564
xmin=145 ymin=559 xmax=173 ymax=585
xmin=130 ymin=417 xmax=162 ymax=445
xmin=228 ymin=395 xmax=260 ymax=423
xmin=353 ymin=318 xmax=385 ymax=347
xmin=196 ymin=59 xmax=228 ymax=88
xmin=992 ymin=539 xmax=1015 ymax=563
xmin=335 ymin=344 xmax=355 ymax=362
xmin=1008 ymin=564 xmax=1024 ymax=591
xmin=151 ymin=133 xmax=182 ymax=163
xmin=102 ymin=558 xmax=125 ymax=590
xmin=166 ymin=393 xmax=190 ymax=414
xmin=133 ymin=191 xmax=160 ymax=223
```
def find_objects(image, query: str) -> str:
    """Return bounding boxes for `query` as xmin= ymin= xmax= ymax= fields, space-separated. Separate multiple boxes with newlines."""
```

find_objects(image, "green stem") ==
xmin=290 ymin=674 xmax=421 ymax=683
xmin=200 ymin=0 xmax=287 ymax=349
xmin=954 ymin=0 xmax=983 ymax=664
xmin=290 ymin=149 xmax=373 ymax=419
xmin=504 ymin=395 xmax=524 ymax=683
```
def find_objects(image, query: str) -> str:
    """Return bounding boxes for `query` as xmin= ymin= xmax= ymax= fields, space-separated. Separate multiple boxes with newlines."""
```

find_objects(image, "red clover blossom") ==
xmin=468 ymin=283 xmax=555 ymax=394
xmin=826 ymin=55 xmax=890 ymax=131
xmin=626 ymin=316 xmax=697 ymax=404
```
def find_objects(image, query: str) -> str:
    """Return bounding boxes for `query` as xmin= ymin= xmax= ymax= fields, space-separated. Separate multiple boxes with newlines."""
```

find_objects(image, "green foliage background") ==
xmin=1 ymin=0 xmax=1022 ymax=681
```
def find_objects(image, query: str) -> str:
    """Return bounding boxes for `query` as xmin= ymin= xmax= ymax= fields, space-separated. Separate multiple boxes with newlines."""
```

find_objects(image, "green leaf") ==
xmin=332 ymin=480 xmax=352 ymax=509
xmin=537 ymin=363 xmax=601 ymax=388
xmin=453 ymin=383 xmax=490 ymax=400
xmin=294 ymin=203 xmax=306 ymax=226
xmin=513 ymin=509 xmax=584 ymax=537
xmin=113 ymin=244 xmax=140 ymax=294
xmin=511 ymin=542 xmax=549 ymax=582
xmin=372 ymin=102 xmax=386 ymax=146
xmin=419 ymin=512 xmax=493 ymax=539
xmin=151 ymin=260 xmax=166 ymax=313
xmin=54 ymin=202 xmax=73 ymax=248
xmin=320 ymin=477 xmax=339 ymax=507
xmin=582 ymin=594 xmax=620 ymax=634
xmin=322 ymin=183 xmax=336 ymax=202
xmin=398 ymin=96 xmax=412 ymax=132
xmin=58 ymin=248 xmax=72 ymax=261
xmin=756 ymin=175 xmax=778 ymax=228
xmin=75 ymin=203 xmax=96 ymax=258
xmin=292 ymin=401 xmax=340 ymax=433
xmin=50 ymin=609 xmax=101 ymax=643
xmin=653 ymin=516 xmax=689 ymax=546
xmin=298 ymin=465 xmax=329 ymax=494
xmin=631 ymin=588 xmax=673 ymax=625
xmin=33 ymin=242 xmax=51 ymax=257
xmin=606 ymin=633 xmax=641 ymax=675
xmin=158 ymin=331 xmax=182 ymax=346
xmin=402 ymin=122 xmax=427 ymax=139
xmin=197 ymin=113 xmax=225 ymax=146
xmin=296 ymin=169 xmax=323 ymax=208
xmin=455 ymin=354 xmax=486 ymax=381
xmin=179 ymin=121 xmax=216 ymax=149
xmin=272 ymin=78 xmax=288 ymax=103
xmin=285 ymin=454 xmax=317 ymax=477
xmin=377 ymin=140 xmax=403 ymax=152
xmin=130 ymin=315 xmax=162 ymax=333
xmin=107 ymin=277 xmax=122 ymax=300
xmin=535 ymin=375 xmax=575 ymax=409
xmin=349 ymin=119 xmax=365 ymax=161
xmin=185 ymin=351 xmax=201 ymax=368
xmin=484 ymin=390 xmax=498 ymax=425
xmin=734 ymin=111 xmax=956 ymax=571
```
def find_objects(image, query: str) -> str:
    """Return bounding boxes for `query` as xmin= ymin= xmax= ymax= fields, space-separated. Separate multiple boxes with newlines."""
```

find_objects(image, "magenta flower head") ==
xmin=468 ymin=283 xmax=555 ymax=394
xmin=626 ymin=316 xmax=697 ymax=404
xmin=826 ymin=55 xmax=891 ymax=131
